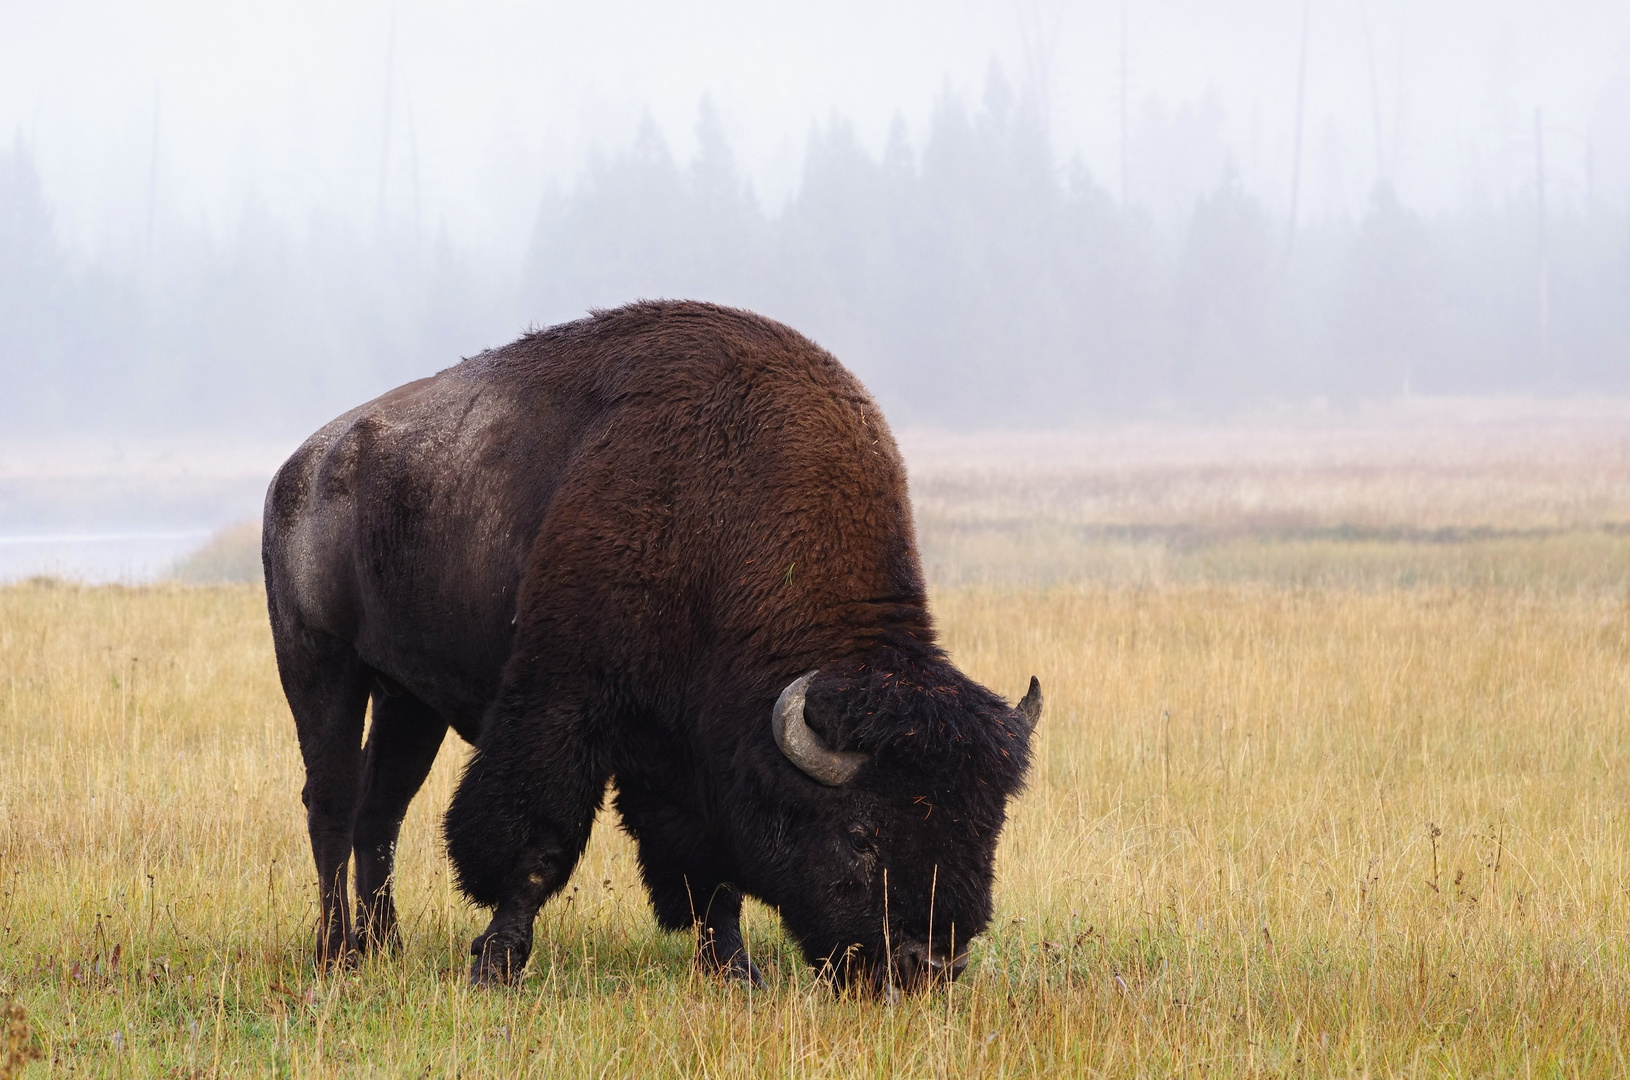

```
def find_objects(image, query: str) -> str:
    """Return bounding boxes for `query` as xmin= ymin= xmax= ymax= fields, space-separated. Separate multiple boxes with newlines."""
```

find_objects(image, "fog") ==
xmin=3 ymin=0 xmax=1627 ymax=440
xmin=0 ymin=0 xmax=1627 ymax=579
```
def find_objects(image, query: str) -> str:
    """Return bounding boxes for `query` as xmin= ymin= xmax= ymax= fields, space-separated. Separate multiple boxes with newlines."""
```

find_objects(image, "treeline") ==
xmin=5 ymin=73 xmax=1629 ymax=435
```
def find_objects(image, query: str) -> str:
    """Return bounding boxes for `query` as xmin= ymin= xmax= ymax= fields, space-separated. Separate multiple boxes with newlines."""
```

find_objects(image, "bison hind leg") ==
xmin=274 ymin=628 xmax=372 ymax=970
xmin=353 ymin=687 xmax=448 ymax=954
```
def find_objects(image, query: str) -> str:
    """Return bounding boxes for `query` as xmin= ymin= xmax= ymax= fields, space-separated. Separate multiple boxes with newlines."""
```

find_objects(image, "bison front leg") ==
xmin=445 ymin=690 xmax=607 ymax=986
xmin=693 ymin=885 xmax=764 ymax=986
xmin=457 ymin=825 xmax=593 ymax=986
xmin=616 ymin=786 xmax=763 ymax=986
xmin=465 ymin=866 xmax=556 ymax=985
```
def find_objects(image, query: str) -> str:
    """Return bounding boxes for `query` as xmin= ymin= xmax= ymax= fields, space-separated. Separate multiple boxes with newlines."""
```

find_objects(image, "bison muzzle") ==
xmin=262 ymin=301 xmax=1041 ymax=993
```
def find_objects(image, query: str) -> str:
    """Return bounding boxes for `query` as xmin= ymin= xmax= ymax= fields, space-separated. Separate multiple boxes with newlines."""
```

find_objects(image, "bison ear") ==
xmin=1012 ymin=676 xmax=1043 ymax=736
xmin=773 ymin=670 xmax=870 ymax=786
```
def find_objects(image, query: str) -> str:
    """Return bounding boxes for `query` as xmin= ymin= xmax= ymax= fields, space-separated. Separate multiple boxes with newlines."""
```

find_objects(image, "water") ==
xmin=0 ymin=436 xmax=290 ymax=584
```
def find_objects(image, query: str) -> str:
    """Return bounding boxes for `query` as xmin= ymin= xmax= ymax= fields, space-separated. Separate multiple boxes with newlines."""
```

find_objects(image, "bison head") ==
xmin=749 ymin=650 xmax=1041 ymax=995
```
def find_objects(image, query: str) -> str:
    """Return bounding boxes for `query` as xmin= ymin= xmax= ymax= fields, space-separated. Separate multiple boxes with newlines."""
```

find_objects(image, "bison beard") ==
xmin=263 ymin=301 xmax=1041 ymax=992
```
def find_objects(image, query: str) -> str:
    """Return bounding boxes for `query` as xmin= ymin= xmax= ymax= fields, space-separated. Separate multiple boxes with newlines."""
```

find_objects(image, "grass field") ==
xmin=5 ymin=412 xmax=1630 ymax=1076
xmin=4 ymin=547 xmax=1630 ymax=1076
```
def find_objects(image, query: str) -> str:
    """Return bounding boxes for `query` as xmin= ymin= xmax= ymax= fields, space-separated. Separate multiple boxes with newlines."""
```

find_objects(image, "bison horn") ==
xmin=1013 ymin=676 xmax=1043 ymax=736
xmin=773 ymin=671 xmax=868 ymax=786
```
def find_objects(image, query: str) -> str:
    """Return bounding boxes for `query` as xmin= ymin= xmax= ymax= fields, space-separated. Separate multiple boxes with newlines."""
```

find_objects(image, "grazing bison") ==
xmin=263 ymin=301 xmax=1041 ymax=991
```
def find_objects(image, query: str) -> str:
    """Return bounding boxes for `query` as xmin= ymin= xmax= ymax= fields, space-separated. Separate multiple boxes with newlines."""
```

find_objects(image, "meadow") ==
xmin=4 ymin=410 xmax=1630 ymax=1077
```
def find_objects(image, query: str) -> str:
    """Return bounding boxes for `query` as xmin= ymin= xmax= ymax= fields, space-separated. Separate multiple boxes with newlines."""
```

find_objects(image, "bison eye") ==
xmin=846 ymin=822 xmax=875 ymax=854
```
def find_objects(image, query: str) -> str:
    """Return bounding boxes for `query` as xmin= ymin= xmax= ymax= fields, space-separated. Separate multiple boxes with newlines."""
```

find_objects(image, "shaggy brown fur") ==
xmin=263 ymin=301 xmax=1038 ymax=989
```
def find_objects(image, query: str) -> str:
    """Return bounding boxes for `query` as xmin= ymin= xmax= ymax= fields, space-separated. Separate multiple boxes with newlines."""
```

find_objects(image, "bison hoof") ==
xmin=356 ymin=904 xmax=402 ymax=955
xmin=356 ymin=920 xmax=402 ymax=957
xmin=469 ymin=931 xmax=530 ymax=987
xmin=721 ymin=956 xmax=765 ymax=988
xmin=314 ymin=933 xmax=358 ymax=972
xmin=697 ymin=947 xmax=764 ymax=987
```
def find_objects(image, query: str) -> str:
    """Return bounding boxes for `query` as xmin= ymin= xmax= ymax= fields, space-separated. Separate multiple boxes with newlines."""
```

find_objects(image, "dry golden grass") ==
xmin=4 ymin=540 xmax=1630 ymax=1075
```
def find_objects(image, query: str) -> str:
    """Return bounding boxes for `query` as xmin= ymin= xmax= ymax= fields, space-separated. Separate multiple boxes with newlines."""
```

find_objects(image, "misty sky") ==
xmin=4 ymin=0 xmax=1627 ymax=258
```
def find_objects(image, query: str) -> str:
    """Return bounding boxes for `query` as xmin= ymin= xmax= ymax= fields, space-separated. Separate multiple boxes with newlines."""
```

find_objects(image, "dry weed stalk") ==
xmin=1 ymin=1001 xmax=42 ymax=1080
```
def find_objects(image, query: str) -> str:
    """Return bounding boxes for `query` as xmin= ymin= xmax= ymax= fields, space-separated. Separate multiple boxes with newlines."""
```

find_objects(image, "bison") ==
xmin=263 ymin=301 xmax=1041 ymax=991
